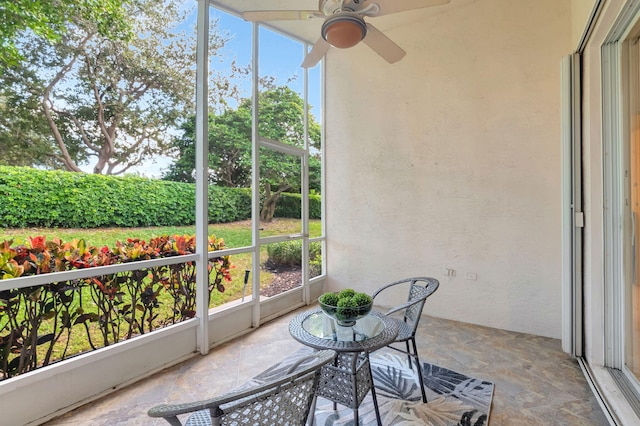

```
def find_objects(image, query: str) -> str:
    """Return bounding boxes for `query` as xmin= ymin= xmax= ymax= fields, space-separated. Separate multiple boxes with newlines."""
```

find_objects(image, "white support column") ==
xmin=302 ymin=42 xmax=311 ymax=304
xmin=195 ymin=0 xmax=210 ymax=354
xmin=321 ymin=57 xmax=327 ymax=278
xmin=251 ymin=22 xmax=261 ymax=328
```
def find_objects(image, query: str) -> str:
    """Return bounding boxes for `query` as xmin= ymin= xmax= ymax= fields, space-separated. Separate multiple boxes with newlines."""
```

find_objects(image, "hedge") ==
xmin=274 ymin=192 xmax=321 ymax=220
xmin=0 ymin=166 xmax=318 ymax=228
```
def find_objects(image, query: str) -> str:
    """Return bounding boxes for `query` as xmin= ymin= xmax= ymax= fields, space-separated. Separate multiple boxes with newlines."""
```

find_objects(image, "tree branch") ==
xmin=92 ymin=80 xmax=115 ymax=154
xmin=52 ymin=107 xmax=100 ymax=153
xmin=41 ymin=34 xmax=94 ymax=173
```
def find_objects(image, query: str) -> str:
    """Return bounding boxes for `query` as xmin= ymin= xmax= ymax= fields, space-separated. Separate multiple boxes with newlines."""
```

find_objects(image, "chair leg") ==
xmin=410 ymin=338 xmax=427 ymax=403
xmin=405 ymin=341 xmax=412 ymax=369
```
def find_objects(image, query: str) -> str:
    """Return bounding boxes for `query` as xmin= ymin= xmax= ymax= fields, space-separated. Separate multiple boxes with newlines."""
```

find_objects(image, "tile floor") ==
xmin=44 ymin=307 xmax=609 ymax=425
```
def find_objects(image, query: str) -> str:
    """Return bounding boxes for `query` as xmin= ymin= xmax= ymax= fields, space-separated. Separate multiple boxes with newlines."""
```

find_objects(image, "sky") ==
xmin=210 ymin=8 xmax=322 ymax=114
xmin=126 ymin=2 xmax=322 ymax=178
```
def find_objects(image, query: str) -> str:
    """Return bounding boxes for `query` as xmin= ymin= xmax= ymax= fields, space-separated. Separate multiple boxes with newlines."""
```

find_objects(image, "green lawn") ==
xmin=0 ymin=218 xmax=322 ymax=248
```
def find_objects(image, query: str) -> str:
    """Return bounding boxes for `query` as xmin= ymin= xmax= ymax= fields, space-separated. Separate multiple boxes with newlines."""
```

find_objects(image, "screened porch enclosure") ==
xmin=0 ymin=1 xmax=326 ymax=424
xmin=3 ymin=0 xmax=626 ymax=425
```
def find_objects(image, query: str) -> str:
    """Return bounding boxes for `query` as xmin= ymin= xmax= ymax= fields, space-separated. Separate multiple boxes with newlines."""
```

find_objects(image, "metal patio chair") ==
xmin=372 ymin=276 xmax=439 ymax=403
xmin=148 ymin=349 xmax=336 ymax=426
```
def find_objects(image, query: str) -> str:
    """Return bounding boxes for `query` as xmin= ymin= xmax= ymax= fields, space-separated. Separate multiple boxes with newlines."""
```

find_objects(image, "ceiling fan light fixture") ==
xmin=321 ymin=15 xmax=367 ymax=49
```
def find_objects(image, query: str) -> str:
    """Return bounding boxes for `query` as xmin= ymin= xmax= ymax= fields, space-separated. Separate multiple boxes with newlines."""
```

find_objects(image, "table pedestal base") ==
xmin=312 ymin=353 xmax=382 ymax=426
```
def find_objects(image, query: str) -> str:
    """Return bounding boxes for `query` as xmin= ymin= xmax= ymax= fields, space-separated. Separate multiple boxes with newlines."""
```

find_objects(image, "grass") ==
xmin=0 ymin=218 xmax=323 ymax=248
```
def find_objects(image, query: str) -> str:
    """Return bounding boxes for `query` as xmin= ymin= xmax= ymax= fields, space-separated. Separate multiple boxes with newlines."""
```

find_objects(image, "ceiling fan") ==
xmin=242 ymin=0 xmax=451 ymax=68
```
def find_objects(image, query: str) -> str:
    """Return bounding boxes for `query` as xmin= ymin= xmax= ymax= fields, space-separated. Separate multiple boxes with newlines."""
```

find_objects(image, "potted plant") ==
xmin=318 ymin=288 xmax=373 ymax=327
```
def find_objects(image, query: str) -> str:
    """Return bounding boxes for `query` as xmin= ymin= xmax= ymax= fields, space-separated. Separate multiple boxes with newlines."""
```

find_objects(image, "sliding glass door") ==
xmin=626 ymin=33 xmax=640 ymax=384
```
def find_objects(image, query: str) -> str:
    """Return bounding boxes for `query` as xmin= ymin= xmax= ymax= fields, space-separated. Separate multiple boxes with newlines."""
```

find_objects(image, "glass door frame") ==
xmin=622 ymin=21 xmax=640 ymax=392
xmin=602 ymin=1 xmax=640 ymax=399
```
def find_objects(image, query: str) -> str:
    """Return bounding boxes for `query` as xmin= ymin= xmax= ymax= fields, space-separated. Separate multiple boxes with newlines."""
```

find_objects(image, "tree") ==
xmin=0 ymin=92 xmax=63 ymax=168
xmin=0 ymin=0 xmax=230 ymax=175
xmin=0 ymin=0 xmax=132 ymax=69
xmin=162 ymin=106 xmax=254 ymax=186
xmin=256 ymin=87 xmax=322 ymax=222
xmin=164 ymin=86 xmax=322 ymax=221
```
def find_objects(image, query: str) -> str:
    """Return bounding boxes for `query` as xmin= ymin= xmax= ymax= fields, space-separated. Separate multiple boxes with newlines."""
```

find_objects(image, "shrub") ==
xmin=0 ymin=166 xmax=255 ymax=228
xmin=0 ymin=166 xmax=317 ymax=228
xmin=273 ymin=192 xmax=321 ymax=220
xmin=266 ymin=240 xmax=322 ymax=271
xmin=267 ymin=240 xmax=301 ymax=267
xmin=0 ymin=166 xmax=195 ymax=228
xmin=0 ymin=234 xmax=231 ymax=380
xmin=309 ymin=241 xmax=322 ymax=277
xmin=208 ymin=186 xmax=251 ymax=223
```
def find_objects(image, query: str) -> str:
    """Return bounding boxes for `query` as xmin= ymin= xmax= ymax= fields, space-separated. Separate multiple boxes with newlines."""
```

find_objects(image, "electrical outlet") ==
xmin=465 ymin=272 xmax=478 ymax=280
xmin=444 ymin=268 xmax=455 ymax=277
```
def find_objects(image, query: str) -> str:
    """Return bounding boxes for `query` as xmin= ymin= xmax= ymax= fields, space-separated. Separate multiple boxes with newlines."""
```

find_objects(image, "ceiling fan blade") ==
xmin=301 ymin=38 xmax=331 ymax=68
xmin=367 ymin=0 xmax=450 ymax=17
xmin=362 ymin=23 xmax=406 ymax=64
xmin=241 ymin=10 xmax=322 ymax=22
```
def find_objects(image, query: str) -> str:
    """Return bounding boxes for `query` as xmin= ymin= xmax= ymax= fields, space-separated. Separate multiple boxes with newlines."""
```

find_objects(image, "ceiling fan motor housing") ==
xmin=321 ymin=14 xmax=367 ymax=48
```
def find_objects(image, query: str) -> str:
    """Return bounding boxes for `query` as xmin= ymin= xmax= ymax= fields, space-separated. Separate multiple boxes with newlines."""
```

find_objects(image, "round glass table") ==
xmin=290 ymin=309 xmax=399 ymax=351
xmin=289 ymin=308 xmax=399 ymax=426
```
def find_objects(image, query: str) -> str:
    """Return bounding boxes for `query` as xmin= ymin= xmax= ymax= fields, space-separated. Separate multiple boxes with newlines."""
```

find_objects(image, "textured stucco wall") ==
xmin=323 ymin=0 xmax=571 ymax=338
xmin=571 ymin=0 xmax=598 ymax=49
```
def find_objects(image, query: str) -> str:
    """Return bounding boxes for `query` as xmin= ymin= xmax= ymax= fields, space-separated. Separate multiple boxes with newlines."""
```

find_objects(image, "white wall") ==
xmin=323 ymin=0 xmax=571 ymax=338
xmin=571 ymin=0 xmax=598 ymax=48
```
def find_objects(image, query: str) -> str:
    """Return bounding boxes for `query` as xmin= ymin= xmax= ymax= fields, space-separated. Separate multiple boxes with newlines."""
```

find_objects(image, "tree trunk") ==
xmin=260 ymin=183 xmax=291 ymax=222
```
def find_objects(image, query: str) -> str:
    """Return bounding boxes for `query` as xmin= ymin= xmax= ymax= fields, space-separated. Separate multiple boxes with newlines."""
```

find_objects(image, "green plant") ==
xmin=352 ymin=292 xmax=372 ymax=307
xmin=273 ymin=192 xmax=321 ymax=220
xmin=266 ymin=240 xmax=322 ymax=269
xmin=337 ymin=297 xmax=358 ymax=316
xmin=0 ymin=219 xmax=324 ymax=378
xmin=0 ymin=166 xmax=255 ymax=229
xmin=318 ymin=292 xmax=339 ymax=306
xmin=0 ymin=166 xmax=320 ymax=229
xmin=318 ymin=289 xmax=373 ymax=323
xmin=320 ymin=289 xmax=372 ymax=307
xmin=338 ymin=289 xmax=356 ymax=300
xmin=0 ymin=234 xmax=231 ymax=380
xmin=321 ymin=289 xmax=372 ymax=308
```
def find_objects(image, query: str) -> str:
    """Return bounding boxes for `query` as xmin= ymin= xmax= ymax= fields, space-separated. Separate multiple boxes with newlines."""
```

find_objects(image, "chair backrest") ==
xmin=405 ymin=278 xmax=438 ymax=323
xmin=215 ymin=349 xmax=336 ymax=426
xmin=373 ymin=277 xmax=439 ymax=333
xmin=148 ymin=349 xmax=336 ymax=426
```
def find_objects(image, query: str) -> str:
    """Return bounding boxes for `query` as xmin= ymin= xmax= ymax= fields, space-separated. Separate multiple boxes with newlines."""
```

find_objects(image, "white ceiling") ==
xmin=208 ymin=0 xmax=454 ymax=45
xmin=210 ymin=0 xmax=323 ymax=44
xmin=208 ymin=0 xmax=460 ymax=71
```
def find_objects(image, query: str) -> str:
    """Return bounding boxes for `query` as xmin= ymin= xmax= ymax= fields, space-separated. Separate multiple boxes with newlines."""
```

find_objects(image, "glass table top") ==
xmin=301 ymin=311 xmax=386 ymax=342
xmin=289 ymin=308 xmax=399 ymax=353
